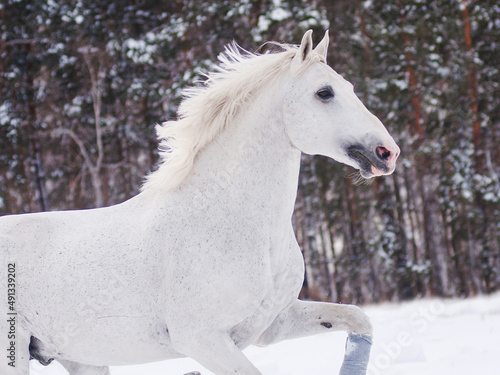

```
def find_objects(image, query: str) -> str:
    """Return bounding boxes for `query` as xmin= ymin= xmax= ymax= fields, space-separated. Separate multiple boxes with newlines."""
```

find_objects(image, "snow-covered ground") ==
xmin=31 ymin=293 xmax=500 ymax=375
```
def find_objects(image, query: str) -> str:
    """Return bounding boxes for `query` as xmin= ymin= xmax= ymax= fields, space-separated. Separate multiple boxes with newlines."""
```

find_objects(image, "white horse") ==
xmin=0 ymin=30 xmax=399 ymax=375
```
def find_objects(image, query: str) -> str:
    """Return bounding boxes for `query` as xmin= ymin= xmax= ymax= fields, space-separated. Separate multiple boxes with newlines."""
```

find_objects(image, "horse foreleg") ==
xmin=58 ymin=360 xmax=110 ymax=375
xmin=256 ymin=300 xmax=372 ymax=375
xmin=171 ymin=331 xmax=262 ymax=375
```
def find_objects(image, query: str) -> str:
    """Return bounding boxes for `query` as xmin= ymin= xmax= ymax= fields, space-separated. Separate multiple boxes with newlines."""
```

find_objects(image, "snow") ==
xmin=124 ymin=39 xmax=157 ymax=65
xmin=0 ymin=102 xmax=11 ymax=126
xmin=30 ymin=293 xmax=500 ymax=375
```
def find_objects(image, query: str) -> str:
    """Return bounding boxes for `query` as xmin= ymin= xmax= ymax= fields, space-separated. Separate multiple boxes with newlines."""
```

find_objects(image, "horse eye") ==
xmin=316 ymin=87 xmax=334 ymax=101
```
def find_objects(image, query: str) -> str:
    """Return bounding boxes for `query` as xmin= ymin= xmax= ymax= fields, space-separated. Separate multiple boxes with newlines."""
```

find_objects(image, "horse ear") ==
xmin=292 ymin=30 xmax=313 ymax=66
xmin=314 ymin=30 xmax=329 ymax=62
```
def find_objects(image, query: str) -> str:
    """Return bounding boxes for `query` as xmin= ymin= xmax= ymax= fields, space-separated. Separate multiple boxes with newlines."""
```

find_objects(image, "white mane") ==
xmin=141 ymin=42 xmax=322 ymax=192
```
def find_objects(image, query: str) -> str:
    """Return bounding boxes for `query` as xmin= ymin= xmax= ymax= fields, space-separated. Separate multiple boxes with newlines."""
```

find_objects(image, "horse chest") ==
xmin=228 ymin=237 xmax=305 ymax=347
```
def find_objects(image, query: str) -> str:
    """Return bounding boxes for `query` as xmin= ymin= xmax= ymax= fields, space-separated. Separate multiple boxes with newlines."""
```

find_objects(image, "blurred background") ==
xmin=0 ymin=0 xmax=499 ymax=305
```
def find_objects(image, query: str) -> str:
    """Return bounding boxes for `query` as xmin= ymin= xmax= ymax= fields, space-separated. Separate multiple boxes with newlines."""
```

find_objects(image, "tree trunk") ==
xmin=80 ymin=47 xmax=106 ymax=207
xmin=461 ymin=0 xmax=483 ymax=172
xmin=25 ymin=42 xmax=49 ymax=212
xmin=398 ymin=0 xmax=424 ymax=137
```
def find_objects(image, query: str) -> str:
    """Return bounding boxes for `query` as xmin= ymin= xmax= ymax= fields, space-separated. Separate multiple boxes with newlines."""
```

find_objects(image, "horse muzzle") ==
xmin=347 ymin=143 xmax=400 ymax=178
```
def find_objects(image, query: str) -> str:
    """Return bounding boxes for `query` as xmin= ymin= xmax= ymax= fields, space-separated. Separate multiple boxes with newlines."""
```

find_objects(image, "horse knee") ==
xmin=344 ymin=304 xmax=372 ymax=335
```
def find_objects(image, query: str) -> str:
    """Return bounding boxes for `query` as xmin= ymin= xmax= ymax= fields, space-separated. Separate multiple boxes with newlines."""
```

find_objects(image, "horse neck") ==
xmin=185 ymin=89 xmax=302 ymax=220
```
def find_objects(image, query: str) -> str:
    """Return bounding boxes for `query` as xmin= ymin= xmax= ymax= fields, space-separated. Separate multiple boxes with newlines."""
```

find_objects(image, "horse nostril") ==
xmin=376 ymin=146 xmax=391 ymax=161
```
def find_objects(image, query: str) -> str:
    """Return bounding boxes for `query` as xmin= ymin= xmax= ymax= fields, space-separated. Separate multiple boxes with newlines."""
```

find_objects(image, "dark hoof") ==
xmin=29 ymin=336 xmax=55 ymax=366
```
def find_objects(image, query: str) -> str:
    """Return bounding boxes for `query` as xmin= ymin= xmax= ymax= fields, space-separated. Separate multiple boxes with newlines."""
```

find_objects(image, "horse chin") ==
xmin=359 ymin=168 xmax=375 ymax=179
xmin=359 ymin=165 xmax=393 ymax=179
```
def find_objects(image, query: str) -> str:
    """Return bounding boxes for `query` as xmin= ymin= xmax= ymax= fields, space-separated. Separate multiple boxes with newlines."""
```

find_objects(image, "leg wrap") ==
xmin=339 ymin=333 xmax=372 ymax=375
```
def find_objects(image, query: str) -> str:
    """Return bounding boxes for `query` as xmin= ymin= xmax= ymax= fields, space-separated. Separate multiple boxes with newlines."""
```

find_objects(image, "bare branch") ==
xmin=5 ymin=39 xmax=37 ymax=46
xmin=51 ymin=128 xmax=94 ymax=173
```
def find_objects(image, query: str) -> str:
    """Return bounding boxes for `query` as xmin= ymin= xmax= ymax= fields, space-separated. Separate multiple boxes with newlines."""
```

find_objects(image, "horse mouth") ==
xmin=347 ymin=146 xmax=389 ymax=178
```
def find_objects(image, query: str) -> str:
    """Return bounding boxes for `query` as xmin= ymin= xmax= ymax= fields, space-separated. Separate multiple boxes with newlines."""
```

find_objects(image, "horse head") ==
xmin=284 ymin=30 xmax=400 ymax=178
